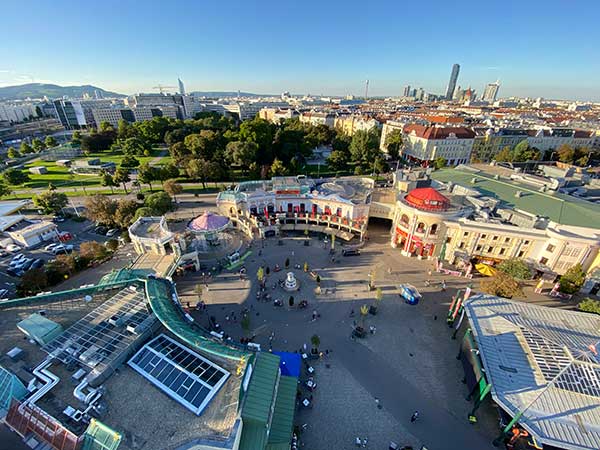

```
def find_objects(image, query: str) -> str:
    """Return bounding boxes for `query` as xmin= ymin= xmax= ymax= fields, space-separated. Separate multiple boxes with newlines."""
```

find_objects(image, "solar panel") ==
xmin=128 ymin=334 xmax=230 ymax=415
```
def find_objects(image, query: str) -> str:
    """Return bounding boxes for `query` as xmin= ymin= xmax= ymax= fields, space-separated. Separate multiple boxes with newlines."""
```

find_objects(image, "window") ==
xmin=546 ymin=244 xmax=556 ymax=253
xmin=493 ymin=236 xmax=499 ymax=241
xmin=481 ymin=234 xmax=487 ymax=239
xmin=416 ymin=222 xmax=426 ymax=233
xmin=476 ymin=245 xmax=482 ymax=251
xmin=518 ymin=250 xmax=525 ymax=258
xmin=446 ymin=237 xmax=452 ymax=244
xmin=504 ymin=237 xmax=511 ymax=243
xmin=524 ymin=240 xmax=530 ymax=245
xmin=540 ymin=257 xmax=549 ymax=265
xmin=499 ymin=248 xmax=506 ymax=255
xmin=430 ymin=224 xmax=438 ymax=235
xmin=458 ymin=242 xmax=465 ymax=249
xmin=400 ymin=214 xmax=410 ymax=226
xmin=487 ymin=246 xmax=494 ymax=253
xmin=463 ymin=231 xmax=469 ymax=237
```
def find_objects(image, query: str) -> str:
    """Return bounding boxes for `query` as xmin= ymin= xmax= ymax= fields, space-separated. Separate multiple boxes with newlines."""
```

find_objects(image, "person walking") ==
xmin=410 ymin=410 xmax=419 ymax=422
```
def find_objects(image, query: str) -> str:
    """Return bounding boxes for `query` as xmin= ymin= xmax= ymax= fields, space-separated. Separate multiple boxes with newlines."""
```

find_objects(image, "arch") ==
xmin=430 ymin=223 xmax=439 ymax=235
xmin=400 ymin=214 xmax=410 ymax=227
xmin=416 ymin=222 xmax=426 ymax=233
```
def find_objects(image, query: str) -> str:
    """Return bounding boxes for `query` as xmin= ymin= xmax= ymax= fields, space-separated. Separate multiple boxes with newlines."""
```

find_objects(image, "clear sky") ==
xmin=2 ymin=0 xmax=599 ymax=100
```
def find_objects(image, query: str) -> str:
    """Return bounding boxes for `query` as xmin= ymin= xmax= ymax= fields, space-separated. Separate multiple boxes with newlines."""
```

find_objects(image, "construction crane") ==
xmin=152 ymin=84 xmax=176 ymax=94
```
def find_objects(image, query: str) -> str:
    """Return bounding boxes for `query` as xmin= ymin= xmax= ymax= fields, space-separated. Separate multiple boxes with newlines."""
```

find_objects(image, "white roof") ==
xmin=0 ymin=200 xmax=28 ymax=217
xmin=464 ymin=294 xmax=600 ymax=450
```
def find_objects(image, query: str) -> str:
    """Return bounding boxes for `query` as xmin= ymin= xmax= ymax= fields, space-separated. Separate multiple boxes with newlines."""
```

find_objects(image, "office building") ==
xmin=92 ymin=108 xmax=136 ymax=129
xmin=482 ymin=81 xmax=500 ymax=103
xmin=445 ymin=64 xmax=460 ymax=100
xmin=178 ymin=78 xmax=186 ymax=95
xmin=0 ymin=104 xmax=38 ymax=123
xmin=402 ymin=124 xmax=475 ymax=166
xmin=403 ymin=85 xmax=411 ymax=97
xmin=53 ymin=99 xmax=114 ymax=129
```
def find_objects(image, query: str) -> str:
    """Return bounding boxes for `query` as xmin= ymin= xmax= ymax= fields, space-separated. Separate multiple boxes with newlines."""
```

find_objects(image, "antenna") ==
xmin=364 ymin=79 xmax=369 ymax=100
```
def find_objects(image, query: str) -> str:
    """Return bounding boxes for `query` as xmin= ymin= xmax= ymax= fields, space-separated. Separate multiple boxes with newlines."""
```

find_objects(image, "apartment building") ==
xmin=527 ymin=128 xmax=594 ymax=153
xmin=471 ymin=128 xmax=531 ymax=162
xmin=402 ymin=125 xmax=475 ymax=166
xmin=299 ymin=112 xmax=335 ymax=128
xmin=334 ymin=115 xmax=380 ymax=136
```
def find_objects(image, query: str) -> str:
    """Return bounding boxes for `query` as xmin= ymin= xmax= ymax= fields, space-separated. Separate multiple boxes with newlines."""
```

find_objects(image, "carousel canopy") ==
xmin=405 ymin=187 xmax=450 ymax=211
xmin=188 ymin=211 xmax=230 ymax=233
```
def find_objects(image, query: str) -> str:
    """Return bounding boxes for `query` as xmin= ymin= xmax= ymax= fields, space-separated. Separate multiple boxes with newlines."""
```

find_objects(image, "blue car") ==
xmin=399 ymin=284 xmax=422 ymax=305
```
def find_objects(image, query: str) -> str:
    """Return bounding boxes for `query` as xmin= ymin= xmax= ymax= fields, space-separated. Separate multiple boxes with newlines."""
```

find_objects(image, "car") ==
xmin=6 ymin=267 xmax=19 ymax=277
xmin=9 ymin=254 xmax=25 ymax=265
xmin=9 ymin=256 xmax=29 ymax=268
xmin=5 ymin=244 xmax=21 ymax=253
xmin=19 ymin=259 xmax=35 ymax=271
xmin=13 ymin=258 xmax=33 ymax=270
xmin=94 ymin=226 xmax=108 ymax=235
xmin=30 ymin=258 xmax=45 ymax=269
xmin=58 ymin=232 xmax=73 ymax=242
xmin=0 ymin=289 xmax=9 ymax=298
xmin=342 ymin=248 xmax=361 ymax=256
xmin=398 ymin=284 xmax=422 ymax=305
xmin=106 ymin=228 xmax=120 ymax=237
xmin=0 ymin=250 xmax=8 ymax=257
xmin=44 ymin=243 xmax=60 ymax=252
xmin=53 ymin=244 xmax=74 ymax=255
xmin=52 ymin=216 xmax=66 ymax=223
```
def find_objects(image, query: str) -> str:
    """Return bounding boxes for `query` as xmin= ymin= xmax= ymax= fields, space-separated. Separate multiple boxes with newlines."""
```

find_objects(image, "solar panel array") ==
xmin=128 ymin=334 xmax=230 ymax=415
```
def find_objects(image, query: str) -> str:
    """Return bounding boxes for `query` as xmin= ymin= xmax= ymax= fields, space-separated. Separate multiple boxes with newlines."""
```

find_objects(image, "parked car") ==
xmin=6 ymin=267 xmax=19 ymax=277
xmin=13 ymin=258 xmax=33 ymax=270
xmin=5 ymin=244 xmax=21 ymax=253
xmin=53 ymin=244 xmax=74 ymax=255
xmin=44 ymin=243 xmax=60 ymax=252
xmin=9 ymin=256 xmax=28 ymax=268
xmin=30 ymin=258 xmax=45 ymax=269
xmin=398 ymin=284 xmax=422 ymax=305
xmin=19 ymin=259 xmax=35 ymax=271
xmin=0 ymin=289 xmax=9 ymax=298
xmin=342 ymin=248 xmax=361 ymax=256
xmin=52 ymin=216 xmax=66 ymax=223
xmin=106 ymin=228 xmax=120 ymax=237
xmin=94 ymin=226 xmax=108 ymax=235
xmin=9 ymin=254 xmax=26 ymax=265
xmin=0 ymin=250 xmax=8 ymax=257
xmin=59 ymin=232 xmax=73 ymax=242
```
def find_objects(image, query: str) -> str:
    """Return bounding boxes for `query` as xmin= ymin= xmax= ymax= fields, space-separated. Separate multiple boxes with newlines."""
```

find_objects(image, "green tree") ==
xmin=559 ymin=264 xmax=586 ymax=294
xmin=327 ymin=150 xmax=350 ymax=172
xmin=480 ymin=271 xmax=523 ymax=298
xmin=100 ymin=170 xmax=118 ymax=194
xmin=184 ymin=130 xmax=221 ymax=160
xmin=163 ymin=179 xmax=183 ymax=202
xmin=144 ymin=191 xmax=173 ymax=215
xmin=349 ymin=128 xmax=382 ymax=171
xmin=134 ymin=206 xmax=154 ymax=220
xmin=169 ymin=141 xmax=191 ymax=163
xmin=117 ymin=119 xmax=137 ymax=140
xmin=120 ymin=154 xmax=140 ymax=169
xmin=186 ymin=159 xmax=224 ymax=188
xmin=3 ymin=168 xmax=30 ymax=186
xmin=20 ymin=141 xmax=34 ymax=154
xmin=497 ymin=259 xmax=532 ymax=280
xmin=384 ymin=129 xmax=403 ymax=160
xmin=310 ymin=334 xmax=320 ymax=352
xmin=137 ymin=163 xmax=160 ymax=191
xmin=113 ymin=167 xmax=131 ymax=194
xmin=84 ymin=195 xmax=118 ymax=227
xmin=512 ymin=140 xmax=538 ymax=162
xmin=0 ymin=180 xmax=11 ymax=198
xmin=159 ymin=163 xmax=180 ymax=182
xmin=33 ymin=189 xmax=68 ymax=214
xmin=16 ymin=269 xmax=48 ymax=296
xmin=7 ymin=147 xmax=19 ymax=159
xmin=225 ymin=141 xmax=258 ymax=174
xmin=120 ymin=137 xmax=149 ymax=156
xmin=239 ymin=117 xmax=274 ymax=162
xmin=31 ymin=138 xmax=46 ymax=152
xmin=114 ymin=199 xmax=139 ymax=228
xmin=99 ymin=121 xmax=115 ymax=133
xmin=79 ymin=241 xmax=109 ymax=262
xmin=579 ymin=298 xmax=600 ymax=315
xmin=557 ymin=144 xmax=575 ymax=163
xmin=44 ymin=135 xmax=58 ymax=148
xmin=72 ymin=130 xmax=82 ymax=145
xmin=433 ymin=157 xmax=447 ymax=169
xmin=269 ymin=158 xmax=287 ymax=176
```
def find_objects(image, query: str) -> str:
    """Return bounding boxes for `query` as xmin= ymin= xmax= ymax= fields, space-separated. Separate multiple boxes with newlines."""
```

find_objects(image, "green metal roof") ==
xmin=82 ymin=419 xmax=122 ymax=450
xmin=266 ymin=375 xmax=297 ymax=448
xmin=431 ymin=167 xmax=600 ymax=228
xmin=241 ymin=352 xmax=280 ymax=424
xmin=98 ymin=268 xmax=152 ymax=285
xmin=17 ymin=313 xmax=63 ymax=345
xmin=0 ymin=365 xmax=27 ymax=413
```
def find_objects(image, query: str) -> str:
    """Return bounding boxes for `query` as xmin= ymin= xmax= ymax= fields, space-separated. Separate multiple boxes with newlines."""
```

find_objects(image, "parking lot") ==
xmin=0 ymin=213 xmax=120 ymax=298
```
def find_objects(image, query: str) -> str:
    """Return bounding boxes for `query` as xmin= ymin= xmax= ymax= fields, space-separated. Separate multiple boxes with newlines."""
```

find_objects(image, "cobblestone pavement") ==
xmin=175 ymin=223 xmax=572 ymax=450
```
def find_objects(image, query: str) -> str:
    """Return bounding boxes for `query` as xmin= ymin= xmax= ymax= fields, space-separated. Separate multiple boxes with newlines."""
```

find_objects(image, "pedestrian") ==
xmin=350 ymin=308 xmax=355 ymax=317
xmin=292 ymin=250 xmax=295 ymax=257
xmin=428 ymin=269 xmax=432 ymax=276
xmin=303 ymin=343 xmax=307 ymax=352
xmin=312 ymin=310 xmax=317 ymax=321
xmin=441 ymin=280 xmax=447 ymax=291
xmin=387 ymin=267 xmax=392 ymax=275
xmin=410 ymin=410 xmax=419 ymax=422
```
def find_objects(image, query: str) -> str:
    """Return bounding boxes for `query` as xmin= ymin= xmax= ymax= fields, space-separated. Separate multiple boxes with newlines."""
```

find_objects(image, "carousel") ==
xmin=187 ymin=211 xmax=231 ymax=251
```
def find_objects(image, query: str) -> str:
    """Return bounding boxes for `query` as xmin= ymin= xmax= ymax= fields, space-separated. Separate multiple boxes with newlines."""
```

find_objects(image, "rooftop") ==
xmin=464 ymin=294 xmax=600 ymax=450
xmin=431 ymin=166 xmax=600 ymax=228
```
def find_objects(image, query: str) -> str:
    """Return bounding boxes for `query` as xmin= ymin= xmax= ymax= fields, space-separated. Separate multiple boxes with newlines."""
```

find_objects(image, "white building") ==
xmin=0 ymin=104 xmax=38 ymax=123
xmin=402 ymin=125 xmax=475 ymax=166
xmin=482 ymin=81 xmax=500 ymax=103
xmin=6 ymin=220 xmax=58 ymax=248
xmin=299 ymin=112 xmax=335 ymax=128
xmin=527 ymin=128 xmax=594 ymax=153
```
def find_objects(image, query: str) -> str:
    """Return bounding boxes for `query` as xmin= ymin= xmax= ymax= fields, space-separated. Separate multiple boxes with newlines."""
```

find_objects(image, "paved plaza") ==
xmin=175 ymin=224 xmax=514 ymax=449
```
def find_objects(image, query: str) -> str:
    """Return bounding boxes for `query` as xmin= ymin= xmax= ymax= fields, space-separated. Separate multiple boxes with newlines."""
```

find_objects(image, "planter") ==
xmin=369 ymin=305 xmax=378 ymax=315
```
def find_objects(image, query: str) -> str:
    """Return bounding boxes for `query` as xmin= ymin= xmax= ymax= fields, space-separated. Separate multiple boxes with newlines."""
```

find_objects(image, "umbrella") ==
xmin=475 ymin=263 xmax=496 ymax=277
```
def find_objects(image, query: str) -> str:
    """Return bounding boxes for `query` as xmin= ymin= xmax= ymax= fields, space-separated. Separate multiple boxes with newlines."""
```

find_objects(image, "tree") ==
xmin=16 ymin=269 xmax=48 ymax=296
xmin=114 ymin=199 xmax=139 ymax=228
xmin=579 ymin=298 xmax=600 ymax=315
xmin=0 ymin=181 xmax=11 ymax=198
xmin=159 ymin=163 xmax=180 ymax=182
xmin=495 ymin=146 xmax=513 ymax=162
xmin=31 ymin=138 xmax=46 ymax=152
xmin=169 ymin=141 xmax=191 ymax=163
xmin=349 ymin=128 xmax=382 ymax=171
xmin=359 ymin=304 xmax=369 ymax=327
xmin=84 ymin=195 xmax=118 ymax=227
xmin=480 ymin=271 xmax=523 ymax=298
xmin=134 ymin=206 xmax=154 ymax=220
xmin=239 ymin=117 xmax=274 ymax=161
xmin=163 ymin=179 xmax=183 ymax=202
xmin=497 ymin=259 xmax=532 ymax=280
xmin=79 ymin=241 xmax=109 ymax=262
xmin=80 ymin=130 xmax=116 ymax=153
xmin=269 ymin=158 xmax=287 ymax=176
xmin=100 ymin=170 xmax=118 ymax=194
xmin=33 ymin=190 xmax=68 ymax=214
xmin=186 ymin=158 xmax=224 ymax=188
xmin=20 ymin=141 xmax=34 ymax=154
xmin=3 ymin=168 xmax=30 ymax=186
xmin=257 ymin=266 xmax=265 ymax=284
xmin=384 ymin=129 xmax=403 ymax=160
xmin=44 ymin=136 xmax=58 ymax=148
xmin=310 ymin=334 xmax=320 ymax=352
xmin=120 ymin=137 xmax=149 ymax=156
xmin=117 ymin=119 xmax=137 ymax=140
xmin=433 ymin=157 xmax=447 ymax=169
xmin=327 ymin=150 xmax=350 ymax=172
xmin=225 ymin=141 xmax=258 ymax=174
xmin=99 ymin=121 xmax=115 ymax=133
xmin=512 ymin=140 xmax=538 ymax=162
xmin=557 ymin=144 xmax=575 ymax=163
xmin=120 ymin=154 xmax=140 ymax=169
xmin=144 ymin=191 xmax=173 ymax=215
xmin=184 ymin=130 xmax=221 ymax=160
xmin=7 ymin=147 xmax=19 ymax=159
xmin=72 ymin=130 xmax=82 ymax=145
xmin=559 ymin=264 xmax=586 ymax=294
xmin=113 ymin=167 xmax=131 ymax=194
xmin=137 ymin=163 xmax=160 ymax=190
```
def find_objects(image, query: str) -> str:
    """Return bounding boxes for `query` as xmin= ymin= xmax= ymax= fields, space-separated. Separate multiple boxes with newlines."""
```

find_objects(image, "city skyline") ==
xmin=1 ymin=0 xmax=600 ymax=101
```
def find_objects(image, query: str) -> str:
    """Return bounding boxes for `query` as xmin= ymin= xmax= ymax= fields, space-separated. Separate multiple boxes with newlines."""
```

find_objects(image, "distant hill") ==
xmin=190 ymin=91 xmax=270 ymax=98
xmin=0 ymin=83 xmax=125 ymax=100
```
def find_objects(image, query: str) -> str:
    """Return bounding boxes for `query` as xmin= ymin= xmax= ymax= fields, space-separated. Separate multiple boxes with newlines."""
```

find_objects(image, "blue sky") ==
xmin=2 ymin=0 xmax=599 ymax=100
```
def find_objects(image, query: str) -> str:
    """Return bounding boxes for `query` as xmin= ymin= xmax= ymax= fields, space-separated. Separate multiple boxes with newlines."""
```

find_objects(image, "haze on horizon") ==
xmin=1 ymin=0 xmax=599 ymax=101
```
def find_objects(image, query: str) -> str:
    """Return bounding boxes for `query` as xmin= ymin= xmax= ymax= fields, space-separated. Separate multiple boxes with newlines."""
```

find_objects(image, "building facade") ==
xmin=402 ymin=125 xmax=475 ymax=166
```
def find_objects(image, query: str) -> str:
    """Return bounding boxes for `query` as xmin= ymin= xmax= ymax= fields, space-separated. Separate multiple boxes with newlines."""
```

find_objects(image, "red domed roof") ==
xmin=405 ymin=187 xmax=450 ymax=211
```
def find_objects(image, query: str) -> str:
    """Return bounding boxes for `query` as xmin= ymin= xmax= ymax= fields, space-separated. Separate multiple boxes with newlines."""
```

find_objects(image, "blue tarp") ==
xmin=272 ymin=351 xmax=301 ymax=378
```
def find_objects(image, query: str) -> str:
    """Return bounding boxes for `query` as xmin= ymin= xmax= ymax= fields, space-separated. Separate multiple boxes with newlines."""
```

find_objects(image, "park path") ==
xmin=333 ymin=340 xmax=498 ymax=450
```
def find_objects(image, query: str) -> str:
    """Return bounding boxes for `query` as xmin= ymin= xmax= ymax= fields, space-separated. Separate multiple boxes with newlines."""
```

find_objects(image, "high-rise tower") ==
xmin=482 ymin=81 xmax=500 ymax=103
xmin=178 ymin=78 xmax=186 ymax=95
xmin=445 ymin=64 xmax=460 ymax=100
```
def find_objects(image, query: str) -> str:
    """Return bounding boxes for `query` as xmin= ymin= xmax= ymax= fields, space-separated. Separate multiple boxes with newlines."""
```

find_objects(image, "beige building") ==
xmin=299 ymin=112 xmax=335 ymax=128
xmin=334 ymin=115 xmax=380 ymax=136
xmin=402 ymin=125 xmax=475 ymax=166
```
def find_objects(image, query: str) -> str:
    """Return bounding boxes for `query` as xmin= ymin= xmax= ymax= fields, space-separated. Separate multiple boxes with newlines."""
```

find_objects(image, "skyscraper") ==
xmin=178 ymin=78 xmax=186 ymax=95
xmin=445 ymin=64 xmax=460 ymax=100
xmin=482 ymin=81 xmax=500 ymax=103
xmin=403 ymin=85 xmax=411 ymax=97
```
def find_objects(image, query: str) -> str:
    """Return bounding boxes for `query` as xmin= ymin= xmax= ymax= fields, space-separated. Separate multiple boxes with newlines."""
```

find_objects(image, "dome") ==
xmin=188 ymin=211 xmax=230 ymax=233
xmin=405 ymin=187 xmax=450 ymax=211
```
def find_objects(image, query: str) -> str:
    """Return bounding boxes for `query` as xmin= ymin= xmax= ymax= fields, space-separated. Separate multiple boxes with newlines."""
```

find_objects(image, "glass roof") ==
xmin=128 ymin=334 xmax=230 ymax=415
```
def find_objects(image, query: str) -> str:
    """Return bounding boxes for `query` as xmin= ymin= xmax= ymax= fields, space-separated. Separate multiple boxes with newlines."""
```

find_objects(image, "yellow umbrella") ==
xmin=475 ymin=263 xmax=496 ymax=277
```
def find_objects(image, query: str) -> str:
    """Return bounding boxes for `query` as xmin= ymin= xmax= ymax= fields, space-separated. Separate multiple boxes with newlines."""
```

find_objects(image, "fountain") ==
xmin=284 ymin=272 xmax=299 ymax=291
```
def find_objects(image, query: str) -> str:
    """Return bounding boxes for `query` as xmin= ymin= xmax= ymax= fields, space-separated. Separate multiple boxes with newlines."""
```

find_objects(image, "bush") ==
xmin=105 ymin=239 xmax=119 ymax=252
xmin=497 ymin=259 xmax=532 ymax=280
xmin=480 ymin=271 xmax=524 ymax=299
xmin=559 ymin=264 xmax=586 ymax=294
xmin=579 ymin=298 xmax=600 ymax=315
